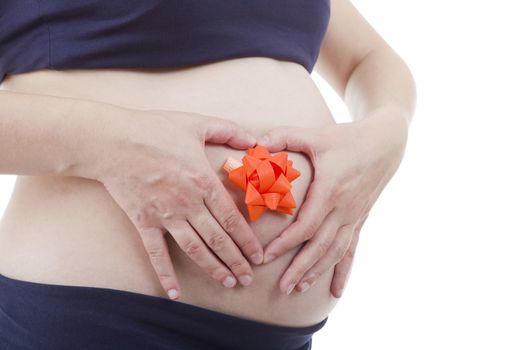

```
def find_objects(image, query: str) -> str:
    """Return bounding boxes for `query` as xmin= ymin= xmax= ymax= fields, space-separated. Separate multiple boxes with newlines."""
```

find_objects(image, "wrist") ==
xmin=366 ymin=105 xmax=409 ymax=143
xmin=57 ymin=99 xmax=135 ymax=182
xmin=352 ymin=105 xmax=410 ymax=166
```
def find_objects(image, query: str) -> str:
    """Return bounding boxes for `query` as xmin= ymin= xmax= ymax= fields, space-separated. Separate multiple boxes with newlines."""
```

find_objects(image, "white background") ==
xmin=1 ymin=1 xmax=524 ymax=349
xmin=313 ymin=1 xmax=525 ymax=349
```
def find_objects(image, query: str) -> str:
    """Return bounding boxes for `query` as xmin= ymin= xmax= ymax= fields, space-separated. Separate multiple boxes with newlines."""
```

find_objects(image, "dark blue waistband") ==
xmin=0 ymin=273 xmax=328 ymax=350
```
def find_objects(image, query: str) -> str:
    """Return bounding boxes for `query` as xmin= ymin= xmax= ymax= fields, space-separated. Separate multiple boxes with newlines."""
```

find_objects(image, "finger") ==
xmin=330 ymin=215 xmax=366 ymax=298
xmin=293 ymin=223 xmax=355 ymax=295
xmin=329 ymin=231 xmax=360 ymax=298
xmin=138 ymin=226 xmax=182 ymax=300
xmin=278 ymin=209 xmax=340 ymax=295
xmin=164 ymin=219 xmax=238 ymax=289
xmin=263 ymin=178 xmax=334 ymax=264
xmin=200 ymin=116 xmax=257 ymax=149
xmin=203 ymin=176 xmax=264 ymax=265
xmin=256 ymin=126 xmax=321 ymax=156
xmin=188 ymin=209 xmax=255 ymax=286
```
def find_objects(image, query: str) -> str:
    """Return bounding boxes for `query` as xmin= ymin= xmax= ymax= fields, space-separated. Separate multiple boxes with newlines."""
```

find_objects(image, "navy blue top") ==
xmin=0 ymin=0 xmax=330 ymax=84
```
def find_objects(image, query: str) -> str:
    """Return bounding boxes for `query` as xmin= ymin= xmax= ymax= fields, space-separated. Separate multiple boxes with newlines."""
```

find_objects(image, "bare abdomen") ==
xmin=0 ymin=57 xmax=339 ymax=327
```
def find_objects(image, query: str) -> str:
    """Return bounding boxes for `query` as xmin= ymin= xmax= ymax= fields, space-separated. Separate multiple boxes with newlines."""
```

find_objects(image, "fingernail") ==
xmin=298 ymin=281 xmax=311 ymax=293
xmin=168 ymin=289 xmax=180 ymax=300
xmin=333 ymin=288 xmax=343 ymax=298
xmin=222 ymin=276 xmax=237 ymax=288
xmin=259 ymin=135 xmax=270 ymax=146
xmin=238 ymin=275 xmax=253 ymax=286
xmin=250 ymin=252 xmax=263 ymax=265
xmin=286 ymin=283 xmax=295 ymax=295
xmin=264 ymin=254 xmax=276 ymax=264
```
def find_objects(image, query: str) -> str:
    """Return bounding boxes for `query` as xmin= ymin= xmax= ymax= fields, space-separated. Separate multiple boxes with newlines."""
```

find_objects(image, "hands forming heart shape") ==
xmin=104 ymin=108 xmax=408 ymax=300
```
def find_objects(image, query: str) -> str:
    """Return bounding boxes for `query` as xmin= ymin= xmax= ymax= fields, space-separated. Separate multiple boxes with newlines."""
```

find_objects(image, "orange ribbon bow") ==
xmin=222 ymin=145 xmax=301 ymax=221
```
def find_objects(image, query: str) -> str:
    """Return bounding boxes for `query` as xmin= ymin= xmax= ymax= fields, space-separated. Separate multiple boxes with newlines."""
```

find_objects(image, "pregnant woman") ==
xmin=0 ymin=1 xmax=416 ymax=349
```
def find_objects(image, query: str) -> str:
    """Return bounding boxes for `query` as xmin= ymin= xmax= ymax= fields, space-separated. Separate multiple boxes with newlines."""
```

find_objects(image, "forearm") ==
xmin=343 ymin=44 xmax=417 ymax=127
xmin=0 ymin=90 xmax=126 ymax=180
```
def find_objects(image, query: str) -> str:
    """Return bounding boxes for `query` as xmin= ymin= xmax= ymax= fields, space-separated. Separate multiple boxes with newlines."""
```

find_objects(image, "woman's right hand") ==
xmin=90 ymin=108 xmax=264 ymax=300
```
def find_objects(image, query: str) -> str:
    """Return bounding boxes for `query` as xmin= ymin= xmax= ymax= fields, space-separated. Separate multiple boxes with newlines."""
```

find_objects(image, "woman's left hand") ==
xmin=257 ymin=109 xmax=409 ymax=298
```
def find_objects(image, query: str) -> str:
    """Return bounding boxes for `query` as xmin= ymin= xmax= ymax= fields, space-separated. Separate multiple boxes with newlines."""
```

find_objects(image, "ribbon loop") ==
xmin=223 ymin=145 xmax=301 ymax=221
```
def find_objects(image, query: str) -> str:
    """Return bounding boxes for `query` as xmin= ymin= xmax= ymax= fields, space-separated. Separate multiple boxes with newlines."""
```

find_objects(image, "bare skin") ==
xmin=0 ymin=58 xmax=340 ymax=327
xmin=0 ymin=0 xmax=416 ymax=328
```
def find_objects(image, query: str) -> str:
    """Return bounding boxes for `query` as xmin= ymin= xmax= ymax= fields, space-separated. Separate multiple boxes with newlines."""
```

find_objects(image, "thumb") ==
xmin=203 ymin=116 xmax=257 ymax=149
xmin=257 ymin=126 xmax=319 ymax=155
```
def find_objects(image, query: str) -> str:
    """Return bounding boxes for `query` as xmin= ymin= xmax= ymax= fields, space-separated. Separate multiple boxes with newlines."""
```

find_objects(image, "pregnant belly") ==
xmin=0 ymin=57 xmax=339 ymax=327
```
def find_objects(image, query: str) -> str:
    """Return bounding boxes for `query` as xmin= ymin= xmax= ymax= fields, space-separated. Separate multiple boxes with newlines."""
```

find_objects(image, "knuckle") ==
xmin=147 ymin=245 xmax=166 ymax=259
xmin=312 ymin=270 xmax=322 ymax=281
xmin=302 ymin=226 xmax=316 ymax=241
xmin=208 ymin=232 xmax=227 ymax=251
xmin=183 ymin=241 xmax=203 ymax=257
xmin=331 ymin=244 xmax=347 ymax=261
xmin=316 ymin=240 xmax=332 ymax=260
xmin=208 ymin=265 xmax=227 ymax=281
xmin=218 ymin=118 xmax=237 ymax=130
xmin=151 ymin=197 xmax=177 ymax=220
xmin=228 ymin=260 xmax=245 ymax=271
xmin=171 ymin=192 xmax=190 ymax=208
xmin=157 ymin=272 xmax=172 ymax=282
xmin=135 ymin=211 xmax=152 ymax=229
xmin=222 ymin=211 xmax=240 ymax=234
xmin=289 ymin=260 xmax=307 ymax=277
xmin=139 ymin=225 xmax=162 ymax=237
xmin=236 ymin=237 xmax=255 ymax=251
xmin=194 ymin=173 xmax=215 ymax=191
xmin=305 ymin=270 xmax=321 ymax=283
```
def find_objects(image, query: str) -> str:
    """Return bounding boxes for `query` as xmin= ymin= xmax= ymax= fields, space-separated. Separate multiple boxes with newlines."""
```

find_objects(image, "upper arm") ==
xmin=314 ymin=0 xmax=389 ymax=98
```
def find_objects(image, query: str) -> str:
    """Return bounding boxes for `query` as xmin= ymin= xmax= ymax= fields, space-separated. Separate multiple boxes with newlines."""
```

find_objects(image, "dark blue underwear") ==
xmin=0 ymin=273 xmax=328 ymax=350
